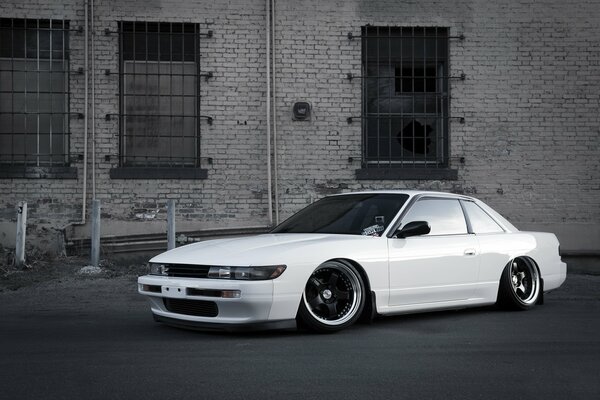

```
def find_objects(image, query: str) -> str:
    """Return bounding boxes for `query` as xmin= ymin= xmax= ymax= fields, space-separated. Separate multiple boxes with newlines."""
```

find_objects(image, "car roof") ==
xmin=330 ymin=190 xmax=474 ymax=200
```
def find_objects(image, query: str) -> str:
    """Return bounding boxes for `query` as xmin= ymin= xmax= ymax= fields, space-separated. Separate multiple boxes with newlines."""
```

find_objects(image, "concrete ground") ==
xmin=0 ymin=262 xmax=599 ymax=399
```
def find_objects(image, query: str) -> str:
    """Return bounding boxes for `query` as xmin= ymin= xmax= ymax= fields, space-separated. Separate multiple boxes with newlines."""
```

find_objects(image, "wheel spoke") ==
xmin=328 ymin=272 xmax=339 ymax=287
xmin=325 ymin=302 xmax=338 ymax=318
xmin=335 ymin=288 xmax=350 ymax=300
xmin=308 ymin=293 xmax=325 ymax=310
xmin=309 ymin=277 xmax=322 ymax=289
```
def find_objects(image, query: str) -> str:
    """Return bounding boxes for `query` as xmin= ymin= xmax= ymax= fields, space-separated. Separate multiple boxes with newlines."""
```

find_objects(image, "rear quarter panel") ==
xmin=476 ymin=231 xmax=566 ymax=299
xmin=521 ymin=231 xmax=567 ymax=291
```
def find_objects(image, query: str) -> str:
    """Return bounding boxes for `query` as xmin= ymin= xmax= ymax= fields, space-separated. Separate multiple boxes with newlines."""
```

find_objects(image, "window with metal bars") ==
xmin=0 ymin=18 xmax=70 ymax=167
xmin=362 ymin=26 xmax=449 ymax=169
xmin=118 ymin=21 xmax=199 ymax=168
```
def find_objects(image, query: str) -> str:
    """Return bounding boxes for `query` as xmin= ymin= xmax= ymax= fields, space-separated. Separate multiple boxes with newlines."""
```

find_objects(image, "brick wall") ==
xmin=0 ymin=0 xmax=598 ymax=256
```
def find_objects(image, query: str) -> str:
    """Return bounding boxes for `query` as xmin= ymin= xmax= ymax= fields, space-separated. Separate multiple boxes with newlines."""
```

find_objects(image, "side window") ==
xmin=462 ymin=201 xmax=504 ymax=234
xmin=401 ymin=198 xmax=467 ymax=235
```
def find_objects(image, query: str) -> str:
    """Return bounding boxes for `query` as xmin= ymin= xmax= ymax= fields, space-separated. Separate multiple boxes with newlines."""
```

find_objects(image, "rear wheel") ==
xmin=498 ymin=257 xmax=540 ymax=310
xmin=298 ymin=260 xmax=365 ymax=332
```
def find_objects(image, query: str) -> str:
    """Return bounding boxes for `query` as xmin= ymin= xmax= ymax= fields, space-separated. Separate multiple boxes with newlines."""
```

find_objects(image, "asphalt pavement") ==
xmin=0 ymin=272 xmax=599 ymax=399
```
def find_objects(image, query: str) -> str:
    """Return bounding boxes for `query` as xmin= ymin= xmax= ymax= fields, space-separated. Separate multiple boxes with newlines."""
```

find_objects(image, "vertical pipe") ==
xmin=81 ymin=0 xmax=89 ymax=223
xmin=265 ymin=0 xmax=273 ymax=226
xmin=15 ymin=202 xmax=27 ymax=267
xmin=271 ymin=0 xmax=279 ymax=225
xmin=91 ymin=0 xmax=96 ymax=200
xmin=167 ymin=200 xmax=176 ymax=250
xmin=91 ymin=199 xmax=100 ymax=267
xmin=36 ymin=20 xmax=40 ymax=167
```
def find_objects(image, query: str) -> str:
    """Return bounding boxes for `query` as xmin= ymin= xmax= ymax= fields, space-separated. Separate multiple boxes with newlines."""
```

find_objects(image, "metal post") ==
xmin=167 ymin=200 xmax=176 ymax=250
xmin=91 ymin=199 xmax=101 ymax=267
xmin=15 ymin=202 xmax=27 ymax=267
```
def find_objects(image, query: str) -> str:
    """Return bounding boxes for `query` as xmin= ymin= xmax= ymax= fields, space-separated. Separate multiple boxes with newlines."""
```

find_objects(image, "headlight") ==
xmin=149 ymin=263 xmax=167 ymax=276
xmin=207 ymin=265 xmax=286 ymax=280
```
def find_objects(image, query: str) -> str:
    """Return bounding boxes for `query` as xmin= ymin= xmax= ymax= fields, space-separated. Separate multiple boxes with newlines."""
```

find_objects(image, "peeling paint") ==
xmin=134 ymin=209 xmax=160 ymax=220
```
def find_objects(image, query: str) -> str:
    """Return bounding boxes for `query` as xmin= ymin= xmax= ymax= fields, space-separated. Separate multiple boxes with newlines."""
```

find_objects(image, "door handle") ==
xmin=464 ymin=249 xmax=476 ymax=256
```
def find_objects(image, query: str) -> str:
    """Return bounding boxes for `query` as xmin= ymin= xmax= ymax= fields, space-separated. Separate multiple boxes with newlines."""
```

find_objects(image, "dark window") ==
xmin=400 ymin=198 xmax=467 ymax=235
xmin=362 ymin=26 xmax=449 ymax=168
xmin=271 ymin=194 xmax=409 ymax=236
xmin=0 ymin=18 xmax=70 ymax=166
xmin=119 ymin=22 xmax=199 ymax=167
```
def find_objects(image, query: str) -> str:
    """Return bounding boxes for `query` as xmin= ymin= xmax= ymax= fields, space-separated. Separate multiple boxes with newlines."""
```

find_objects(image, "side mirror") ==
xmin=395 ymin=221 xmax=431 ymax=238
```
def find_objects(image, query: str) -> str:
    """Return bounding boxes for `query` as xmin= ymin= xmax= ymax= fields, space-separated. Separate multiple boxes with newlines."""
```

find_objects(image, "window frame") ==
xmin=397 ymin=197 xmax=469 ymax=237
xmin=111 ymin=21 xmax=207 ymax=180
xmin=387 ymin=195 xmax=466 ymax=237
xmin=356 ymin=26 xmax=457 ymax=181
xmin=0 ymin=18 xmax=76 ymax=179
xmin=387 ymin=195 xmax=509 ymax=238
xmin=459 ymin=199 xmax=506 ymax=234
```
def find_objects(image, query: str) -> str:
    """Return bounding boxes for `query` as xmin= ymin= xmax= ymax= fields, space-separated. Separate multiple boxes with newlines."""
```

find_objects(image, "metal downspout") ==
xmin=91 ymin=0 xmax=96 ymax=200
xmin=271 ymin=0 xmax=279 ymax=225
xmin=81 ymin=0 xmax=89 ymax=223
xmin=266 ymin=0 xmax=273 ymax=226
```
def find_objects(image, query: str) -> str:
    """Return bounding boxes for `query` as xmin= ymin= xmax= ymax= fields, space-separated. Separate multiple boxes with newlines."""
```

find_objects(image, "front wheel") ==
xmin=498 ymin=257 xmax=540 ymax=310
xmin=297 ymin=260 xmax=365 ymax=333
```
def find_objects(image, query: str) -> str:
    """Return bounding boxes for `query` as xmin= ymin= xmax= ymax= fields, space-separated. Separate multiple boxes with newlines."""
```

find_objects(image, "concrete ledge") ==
xmin=0 ymin=166 xmax=77 ymax=179
xmin=356 ymin=167 xmax=458 ymax=180
xmin=110 ymin=167 xmax=208 ymax=180
xmin=65 ymin=225 xmax=272 ymax=262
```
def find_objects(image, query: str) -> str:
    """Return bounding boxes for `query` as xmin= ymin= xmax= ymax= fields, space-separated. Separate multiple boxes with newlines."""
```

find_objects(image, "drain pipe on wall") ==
xmin=91 ymin=0 xmax=96 ymax=200
xmin=81 ymin=0 xmax=89 ymax=223
xmin=265 ymin=0 xmax=273 ymax=226
xmin=271 ymin=0 xmax=279 ymax=225
xmin=60 ymin=0 xmax=89 ymax=252
xmin=60 ymin=0 xmax=90 ymax=254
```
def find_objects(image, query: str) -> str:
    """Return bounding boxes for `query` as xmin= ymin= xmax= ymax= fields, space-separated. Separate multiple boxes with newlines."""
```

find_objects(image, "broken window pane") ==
xmin=362 ymin=26 xmax=448 ymax=167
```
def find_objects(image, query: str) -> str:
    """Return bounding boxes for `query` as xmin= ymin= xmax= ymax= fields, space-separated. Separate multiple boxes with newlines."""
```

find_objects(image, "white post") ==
xmin=15 ymin=202 xmax=27 ymax=267
xmin=167 ymin=200 xmax=176 ymax=250
xmin=91 ymin=199 xmax=101 ymax=267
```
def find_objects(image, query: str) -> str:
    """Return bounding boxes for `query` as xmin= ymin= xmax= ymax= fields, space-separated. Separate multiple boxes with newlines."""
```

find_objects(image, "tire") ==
xmin=498 ymin=257 xmax=540 ymax=310
xmin=297 ymin=260 xmax=365 ymax=333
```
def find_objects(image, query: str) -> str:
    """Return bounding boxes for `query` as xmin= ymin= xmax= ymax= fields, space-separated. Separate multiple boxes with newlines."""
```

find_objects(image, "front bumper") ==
xmin=152 ymin=314 xmax=296 ymax=332
xmin=138 ymin=275 xmax=290 ymax=330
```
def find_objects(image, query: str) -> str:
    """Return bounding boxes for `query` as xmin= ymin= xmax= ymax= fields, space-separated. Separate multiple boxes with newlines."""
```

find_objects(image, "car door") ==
xmin=387 ymin=197 xmax=480 ymax=306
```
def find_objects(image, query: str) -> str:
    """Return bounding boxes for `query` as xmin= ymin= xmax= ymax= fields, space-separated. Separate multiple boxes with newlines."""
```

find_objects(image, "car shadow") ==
xmin=144 ymin=304 xmax=510 ymax=339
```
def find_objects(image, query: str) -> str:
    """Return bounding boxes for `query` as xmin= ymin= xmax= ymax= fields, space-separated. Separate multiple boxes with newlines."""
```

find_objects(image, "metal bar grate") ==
xmin=0 ymin=18 xmax=70 ymax=166
xmin=360 ymin=26 xmax=450 ymax=168
xmin=118 ymin=21 xmax=204 ymax=167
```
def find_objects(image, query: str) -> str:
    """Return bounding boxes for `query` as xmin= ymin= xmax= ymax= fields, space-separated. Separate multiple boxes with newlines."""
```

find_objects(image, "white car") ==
xmin=138 ymin=191 xmax=567 ymax=332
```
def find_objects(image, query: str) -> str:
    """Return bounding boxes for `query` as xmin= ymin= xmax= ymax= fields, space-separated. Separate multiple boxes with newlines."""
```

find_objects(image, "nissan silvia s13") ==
xmin=138 ymin=191 xmax=566 ymax=332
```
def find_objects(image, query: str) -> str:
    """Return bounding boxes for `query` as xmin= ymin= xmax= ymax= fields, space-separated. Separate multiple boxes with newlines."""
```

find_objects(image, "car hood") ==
xmin=149 ymin=233 xmax=378 ymax=266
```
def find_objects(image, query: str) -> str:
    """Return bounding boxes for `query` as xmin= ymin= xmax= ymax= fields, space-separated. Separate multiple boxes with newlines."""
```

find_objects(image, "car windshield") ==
xmin=271 ymin=193 xmax=409 ymax=236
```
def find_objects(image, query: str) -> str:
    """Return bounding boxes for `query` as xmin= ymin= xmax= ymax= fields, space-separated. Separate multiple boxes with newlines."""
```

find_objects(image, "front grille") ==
xmin=163 ymin=298 xmax=219 ymax=317
xmin=165 ymin=264 xmax=211 ymax=278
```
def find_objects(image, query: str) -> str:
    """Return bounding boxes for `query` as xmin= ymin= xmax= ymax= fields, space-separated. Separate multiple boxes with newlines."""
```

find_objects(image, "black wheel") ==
xmin=297 ymin=260 xmax=365 ymax=333
xmin=498 ymin=257 xmax=540 ymax=310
